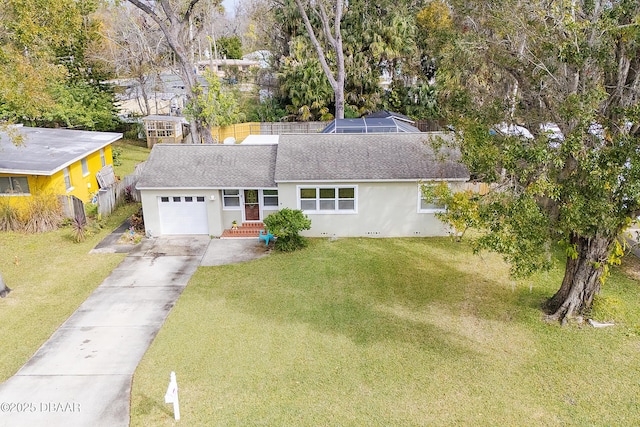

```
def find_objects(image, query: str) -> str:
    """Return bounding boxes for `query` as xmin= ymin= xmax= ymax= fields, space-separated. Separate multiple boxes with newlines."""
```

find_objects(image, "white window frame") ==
xmin=262 ymin=189 xmax=279 ymax=208
xmin=81 ymin=158 xmax=89 ymax=176
xmin=222 ymin=189 xmax=241 ymax=210
xmin=297 ymin=185 xmax=357 ymax=214
xmin=418 ymin=184 xmax=446 ymax=213
xmin=63 ymin=167 xmax=73 ymax=191
xmin=100 ymin=149 xmax=106 ymax=167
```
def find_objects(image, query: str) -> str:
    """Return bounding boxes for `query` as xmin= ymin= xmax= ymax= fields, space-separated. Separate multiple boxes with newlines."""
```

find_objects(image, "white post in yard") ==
xmin=164 ymin=371 xmax=180 ymax=421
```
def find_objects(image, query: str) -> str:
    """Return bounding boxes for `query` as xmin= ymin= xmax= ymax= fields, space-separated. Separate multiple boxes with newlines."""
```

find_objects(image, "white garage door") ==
xmin=158 ymin=196 xmax=208 ymax=235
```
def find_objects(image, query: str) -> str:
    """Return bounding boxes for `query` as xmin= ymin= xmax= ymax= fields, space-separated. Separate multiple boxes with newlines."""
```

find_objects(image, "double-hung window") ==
xmin=263 ymin=189 xmax=279 ymax=207
xmin=299 ymin=186 xmax=356 ymax=213
xmin=223 ymin=189 xmax=240 ymax=208
xmin=418 ymin=185 xmax=446 ymax=213
xmin=0 ymin=177 xmax=30 ymax=194
xmin=81 ymin=158 xmax=89 ymax=176
xmin=63 ymin=167 xmax=73 ymax=191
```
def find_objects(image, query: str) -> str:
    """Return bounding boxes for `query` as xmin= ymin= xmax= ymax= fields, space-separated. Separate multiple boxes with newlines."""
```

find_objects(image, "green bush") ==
xmin=85 ymin=202 xmax=98 ymax=218
xmin=263 ymin=208 xmax=311 ymax=252
xmin=112 ymin=147 xmax=123 ymax=166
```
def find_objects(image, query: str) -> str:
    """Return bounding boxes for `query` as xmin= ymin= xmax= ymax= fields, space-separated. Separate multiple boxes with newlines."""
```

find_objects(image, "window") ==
xmin=173 ymin=196 xmax=181 ymax=202
xmin=146 ymin=121 xmax=176 ymax=138
xmin=263 ymin=189 xmax=279 ymax=207
xmin=185 ymin=196 xmax=193 ymax=202
xmin=223 ymin=189 xmax=240 ymax=208
xmin=63 ymin=168 xmax=72 ymax=191
xmin=299 ymin=186 xmax=356 ymax=213
xmin=161 ymin=197 xmax=170 ymax=202
xmin=0 ymin=176 xmax=30 ymax=194
xmin=418 ymin=187 xmax=446 ymax=213
xmin=81 ymin=158 xmax=89 ymax=176
xmin=100 ymin=149 xmax=106 ymax=167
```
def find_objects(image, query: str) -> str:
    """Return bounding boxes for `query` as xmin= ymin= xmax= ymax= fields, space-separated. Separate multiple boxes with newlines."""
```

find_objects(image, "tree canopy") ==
xmin=0 ymin=0 xmax=117 ymax=130
xmin=263 ymin=0 xmax=434 ymax=120
xmin=431 ymin=0 xmax=640 ymax=322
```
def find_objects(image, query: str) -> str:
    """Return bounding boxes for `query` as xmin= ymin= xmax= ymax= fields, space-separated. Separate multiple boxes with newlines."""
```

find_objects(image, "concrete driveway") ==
xmin=0 ymin=235 xmax=267 ymax=427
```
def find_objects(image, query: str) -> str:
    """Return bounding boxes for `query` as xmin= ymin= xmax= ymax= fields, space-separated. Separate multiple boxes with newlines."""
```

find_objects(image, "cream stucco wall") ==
xmin=140 ymin=181 xmax=465 ymax=237
xmin=141 ymin=189 xmax=280 ymax=237
xmin=277 ymin=181 xmax=462 ymax=238
xmin=140 ymin=189 xmax=221 ymax=237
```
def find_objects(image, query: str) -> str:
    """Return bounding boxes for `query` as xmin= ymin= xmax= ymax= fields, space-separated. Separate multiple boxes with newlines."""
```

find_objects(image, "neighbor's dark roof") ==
xmin=275 ymin=133 xmax=469 ymax=182
xmin=135 ymin=144 xmax=278 ymax=189
xmin=366 ymin=110 xmax=415 ymax=124
xmin=0 ymin=126 xmax=122 ymax=175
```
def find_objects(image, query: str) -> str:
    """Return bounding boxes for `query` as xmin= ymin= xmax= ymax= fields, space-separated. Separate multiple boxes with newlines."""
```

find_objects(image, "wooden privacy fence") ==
xmin=59 ymin=195 xmax=86 ymax=224
xmin=210 ymin=121 xmax=328 ymax=143
xmin=96 ymin=163 xmax=144 ymax=217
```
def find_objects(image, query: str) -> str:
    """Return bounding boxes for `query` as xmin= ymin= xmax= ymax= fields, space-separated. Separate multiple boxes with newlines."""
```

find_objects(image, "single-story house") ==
xmin=0 ymin=126 xmax=122 ymax=209
xmin=136 ymin=133 xmax=470 ymax=238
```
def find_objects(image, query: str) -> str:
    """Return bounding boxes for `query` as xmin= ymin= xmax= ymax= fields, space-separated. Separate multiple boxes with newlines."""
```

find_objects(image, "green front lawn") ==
xmin=113 ymin=139 xmax=150 ymax=177
xmin=0 ymin=204 xmax=139 ymax=381
xmin=130 ymin=238 xmax=640 ymax=426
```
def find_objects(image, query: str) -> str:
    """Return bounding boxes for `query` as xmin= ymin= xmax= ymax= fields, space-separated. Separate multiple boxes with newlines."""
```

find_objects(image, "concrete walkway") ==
xmin=0 ymin=235 xmax=269 ymax=427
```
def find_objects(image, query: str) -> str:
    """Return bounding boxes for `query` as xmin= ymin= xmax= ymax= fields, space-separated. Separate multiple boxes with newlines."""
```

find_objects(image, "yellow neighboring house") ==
xmin=0 ymin=125 xmax=122 ymax=209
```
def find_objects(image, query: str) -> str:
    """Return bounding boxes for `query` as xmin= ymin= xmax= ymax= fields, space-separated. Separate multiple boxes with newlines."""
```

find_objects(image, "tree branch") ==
xmin=184 ymin=0 xmax=202 ymax=23
xmin=293 ymin=0 xmax=338 ymax=90
xmin=128 ymin=0 xmax=171 ymax=35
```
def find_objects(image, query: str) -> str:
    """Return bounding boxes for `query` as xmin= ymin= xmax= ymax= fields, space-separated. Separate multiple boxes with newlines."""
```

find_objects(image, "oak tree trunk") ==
xmin=545 ymin=233 xmax=613 ymax=323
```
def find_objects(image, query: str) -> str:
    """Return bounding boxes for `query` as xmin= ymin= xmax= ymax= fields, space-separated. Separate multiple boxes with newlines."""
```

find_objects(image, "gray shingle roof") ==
xmin=0 ymin=126 xmax=122 ymax=175
xmin=135 ymin=144 xmax=278 ymax=189
xmin=136 ymin=133 xmax=468 ymax=190
xmin=275 ymin=133 xmax=469 ymax=182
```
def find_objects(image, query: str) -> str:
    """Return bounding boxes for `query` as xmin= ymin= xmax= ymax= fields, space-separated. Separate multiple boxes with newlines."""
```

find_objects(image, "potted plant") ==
xmin=231 ymin=220 xmax=238 ymax=230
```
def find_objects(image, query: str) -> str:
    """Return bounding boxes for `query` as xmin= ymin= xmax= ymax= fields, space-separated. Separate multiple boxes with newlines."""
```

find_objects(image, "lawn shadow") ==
xmin=131 ymin=393 xmax=174 ymax=421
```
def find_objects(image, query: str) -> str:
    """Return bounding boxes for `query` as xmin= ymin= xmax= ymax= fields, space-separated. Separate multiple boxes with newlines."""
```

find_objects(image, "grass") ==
xmin=0 ymin=140 xmax=150 ymax=380
xmin=130 ymin=238 xmax=640 ymax=426
xmin=0 ymin=203 xmax=140 ymax=382
xmin=113 ymin=138 xmax=150 ymax=177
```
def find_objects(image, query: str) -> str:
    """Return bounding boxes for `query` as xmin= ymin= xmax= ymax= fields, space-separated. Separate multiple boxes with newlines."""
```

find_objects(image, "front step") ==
xmin=220 ymin=222 xmax=264 ymax=239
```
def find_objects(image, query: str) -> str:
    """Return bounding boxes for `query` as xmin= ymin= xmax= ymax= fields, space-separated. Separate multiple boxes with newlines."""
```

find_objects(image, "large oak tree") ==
xmin=127 ymin=0 xmax=218 ymax=143
xmin=434 ymin=0 xmax=640 ymax=322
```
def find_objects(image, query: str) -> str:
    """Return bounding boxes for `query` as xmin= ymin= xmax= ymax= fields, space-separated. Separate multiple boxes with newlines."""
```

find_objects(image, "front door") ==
xmin=243 ymin=189 xmax=260 ymax=221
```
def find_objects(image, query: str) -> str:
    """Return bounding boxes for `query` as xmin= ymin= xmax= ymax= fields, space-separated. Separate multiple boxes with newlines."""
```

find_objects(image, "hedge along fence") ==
xmin=96 ymin=163 xmax=145 ymax=217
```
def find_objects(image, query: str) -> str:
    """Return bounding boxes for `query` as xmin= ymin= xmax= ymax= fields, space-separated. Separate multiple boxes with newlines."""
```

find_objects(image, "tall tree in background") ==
xmin=0 ymin=0 xmax=117 ymax=130
xmin=186 ymin=70 xmax=243 ymax=135
xmin=293 ymin=0 xmax=346 ymax=119
xmin=96 ymin=4 xmax=170 ymax=117
xmin=127 ymin=0 xmax=218 ymax=144
xmin=434 ymin=0 xmax=640 ymax=322
xmin=264 ymin=0 xmax=431 ymax=119
xmin=216 ymin=36 xmax=243 ymax=59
